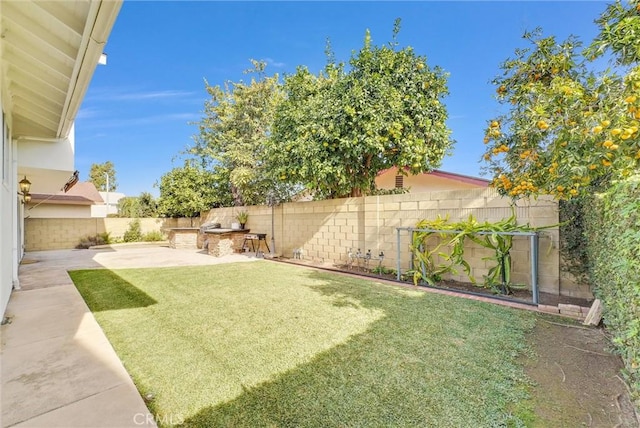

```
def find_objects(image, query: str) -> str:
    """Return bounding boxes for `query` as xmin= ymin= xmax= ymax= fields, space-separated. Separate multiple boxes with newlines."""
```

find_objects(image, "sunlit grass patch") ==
xmin=71 ymin=261 xmax=536 ymax=427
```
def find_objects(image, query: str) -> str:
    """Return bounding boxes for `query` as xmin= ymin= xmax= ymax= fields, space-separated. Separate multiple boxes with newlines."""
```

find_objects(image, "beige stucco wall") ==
xmin=375 ymin=168 xmax=487 ymax=192
xmin=202 ymin=188 xmax=586 ymax=299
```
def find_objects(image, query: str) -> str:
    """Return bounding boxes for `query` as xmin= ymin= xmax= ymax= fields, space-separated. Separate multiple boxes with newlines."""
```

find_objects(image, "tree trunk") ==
xmin=231 ymin=184 xmax=244 ymax=207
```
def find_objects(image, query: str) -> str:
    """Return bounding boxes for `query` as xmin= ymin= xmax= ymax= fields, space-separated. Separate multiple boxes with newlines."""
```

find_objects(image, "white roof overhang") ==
xmin=1 ymin=0 xmax=122 ymax=140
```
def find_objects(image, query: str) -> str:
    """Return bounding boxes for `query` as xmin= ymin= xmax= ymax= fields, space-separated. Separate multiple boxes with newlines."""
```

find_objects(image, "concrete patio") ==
xmin=1 ymin=245 xmax=258 ymax=428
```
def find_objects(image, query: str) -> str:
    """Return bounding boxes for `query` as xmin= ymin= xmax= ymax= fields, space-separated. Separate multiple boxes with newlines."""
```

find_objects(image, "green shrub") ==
xmin=370 ymin=265 xmax=396 ymax=276
xmin=143 ymin=230 xmax=165 ymax=242
xmin=559 ymin=197 xmax=590 ymax=285
xmin=584 ymin=175 xmax=640 ymax=407
xmin=370 ymin=187 xmax=410 ymax=196
xmin=76 ymin=232 xmax=111 ymax=249
xmin=98 ymin=232 xmax=112 ymax=244
xmin=123 ymin=219 xmax=143 ymax=243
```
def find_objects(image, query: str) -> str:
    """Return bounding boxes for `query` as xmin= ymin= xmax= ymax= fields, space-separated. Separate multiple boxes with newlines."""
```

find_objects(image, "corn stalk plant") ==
xmin=411 ymin=208 xmax=555 ymax=294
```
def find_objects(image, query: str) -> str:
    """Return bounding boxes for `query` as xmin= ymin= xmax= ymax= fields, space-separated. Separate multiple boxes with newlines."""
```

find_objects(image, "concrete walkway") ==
xmin=1 ymin=246 xmax=258 ymax=428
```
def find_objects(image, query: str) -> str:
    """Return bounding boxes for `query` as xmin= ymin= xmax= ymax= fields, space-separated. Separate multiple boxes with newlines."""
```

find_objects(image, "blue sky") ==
xmin=76 ymin=1 xmax=609 ymax=197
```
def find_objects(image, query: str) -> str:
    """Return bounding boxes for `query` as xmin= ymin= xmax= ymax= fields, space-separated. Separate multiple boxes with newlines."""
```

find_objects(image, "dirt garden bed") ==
xmin=525 ymin=319 xmax=639 ymax=426
xmin=276 ymin=257 xmax=593 ymax=308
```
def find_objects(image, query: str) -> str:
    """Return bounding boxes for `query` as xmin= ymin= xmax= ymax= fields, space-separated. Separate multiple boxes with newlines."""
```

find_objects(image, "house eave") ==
xmin=2 ymin=0 xmax=123 ymax=141
xmin=57 ymin=0 xmax=122 ymax=138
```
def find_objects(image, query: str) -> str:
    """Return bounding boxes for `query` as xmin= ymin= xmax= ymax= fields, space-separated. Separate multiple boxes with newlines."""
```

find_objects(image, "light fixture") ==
xmin=19 ymin=176 xmax=31 ymax=194
xmin=18 ymin=176 xmax=32 ymax=203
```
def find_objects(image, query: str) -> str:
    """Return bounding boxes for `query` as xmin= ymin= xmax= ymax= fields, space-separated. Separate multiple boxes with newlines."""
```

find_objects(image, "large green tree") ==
xmin=482 ymin=1 xmax=640 ymax=200
xmin=117 ymin=197 xmax=141 ymax=218
xmin=190 ymin=60 xmax=285 ymax=207
xmin=138 ymin=192 xmax=158 ymax=217
xmin=88 ymin=161 xmax=117 ymax=191
xmin=267 ymin=21 xmax=453 ymax=199
xmin=157 ymin=160 xmax=231 ymax=218
xmin=117 ymin=192 xmax=158 ymax=218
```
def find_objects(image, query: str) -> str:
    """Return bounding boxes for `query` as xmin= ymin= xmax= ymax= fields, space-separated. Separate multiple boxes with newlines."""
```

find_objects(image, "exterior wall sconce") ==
xmin=18 ymin=176 xmax=32 ymax=203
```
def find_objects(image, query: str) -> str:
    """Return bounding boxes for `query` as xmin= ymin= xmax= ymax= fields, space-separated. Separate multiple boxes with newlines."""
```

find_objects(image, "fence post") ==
xmin=531 ymin=233 xmax=539 ymax=305
xmin=396 ymin=228 xmax=402 ymax=281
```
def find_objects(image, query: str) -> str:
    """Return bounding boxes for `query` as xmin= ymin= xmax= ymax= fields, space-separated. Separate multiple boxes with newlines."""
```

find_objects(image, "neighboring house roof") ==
xmin=378 ymin=168 xmax=490 ymax=187
xmin=29 ymin=182 xmax=104 ymax=206
xmin=424 ymin=169 xmax=490 ymax=187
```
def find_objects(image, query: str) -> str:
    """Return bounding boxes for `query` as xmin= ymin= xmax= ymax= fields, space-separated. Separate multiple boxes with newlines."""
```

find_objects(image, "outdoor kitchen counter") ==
xmin=203 ymin=229 xmax=250 ymax=257
xmin=168 ymin=227 xmax=200 ymax=249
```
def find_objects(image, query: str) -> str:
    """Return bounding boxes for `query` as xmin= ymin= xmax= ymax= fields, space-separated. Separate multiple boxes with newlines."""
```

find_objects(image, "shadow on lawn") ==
xmin=176 ymin=269 xmax=533 ymax=428
xmin=70 ymin=269 xmax=157 ymax=312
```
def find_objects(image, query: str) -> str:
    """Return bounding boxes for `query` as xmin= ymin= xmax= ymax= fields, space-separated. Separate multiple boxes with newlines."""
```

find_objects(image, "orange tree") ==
xmin=482 ymin=0 xmax=640 ymax=200
xmin=267 ymin=21 xmax=453 ymax=199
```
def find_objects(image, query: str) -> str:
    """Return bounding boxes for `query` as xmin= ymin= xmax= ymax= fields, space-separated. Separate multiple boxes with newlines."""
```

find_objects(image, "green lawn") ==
xmin=70 ymin=261 xmax=536 ymax=427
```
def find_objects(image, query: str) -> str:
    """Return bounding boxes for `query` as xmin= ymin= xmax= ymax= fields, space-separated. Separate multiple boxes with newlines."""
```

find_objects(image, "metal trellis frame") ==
xmin=396 ymin=227 xmax=540 ymax=305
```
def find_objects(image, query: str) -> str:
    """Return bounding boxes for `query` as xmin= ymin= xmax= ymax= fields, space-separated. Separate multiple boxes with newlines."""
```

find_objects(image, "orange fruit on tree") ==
xmin=537 ymin=120 xmax=549 ymax=130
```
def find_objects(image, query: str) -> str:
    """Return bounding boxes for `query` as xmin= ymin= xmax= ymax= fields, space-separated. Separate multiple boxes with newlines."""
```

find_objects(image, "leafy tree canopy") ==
xmin=190 ymin=60 xmax=289 ymax=207
xmin=138 ymin=192 xmax=158 ymax=217
xmin=482 ymin=1 xmax=640 ymax=200
xmin=88 ymin=161 xmax=117 ymax=191
xmin=157 ymin=160 xmax=231 ymax=218
xmin=118 ymin=192 xmax=158 ymax=218
xmin=118 ymin=197 xmax=141 ymax=218
xmin=267 ymin=19 xmax=454 ymax=199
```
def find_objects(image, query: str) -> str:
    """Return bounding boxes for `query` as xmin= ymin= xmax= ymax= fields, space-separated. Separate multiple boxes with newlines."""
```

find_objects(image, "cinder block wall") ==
xmin=202 ymin=188 xmax=586 ymax=298
xmin=202 ymin=205 xmax=279 ymax=253
xmin=24 ymin=189 xmax=588 ymax=299
xmin=24 ymin=217 xmax=194 ymax=251
xmin=25 ymin=218 xmax=105 ymax=250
